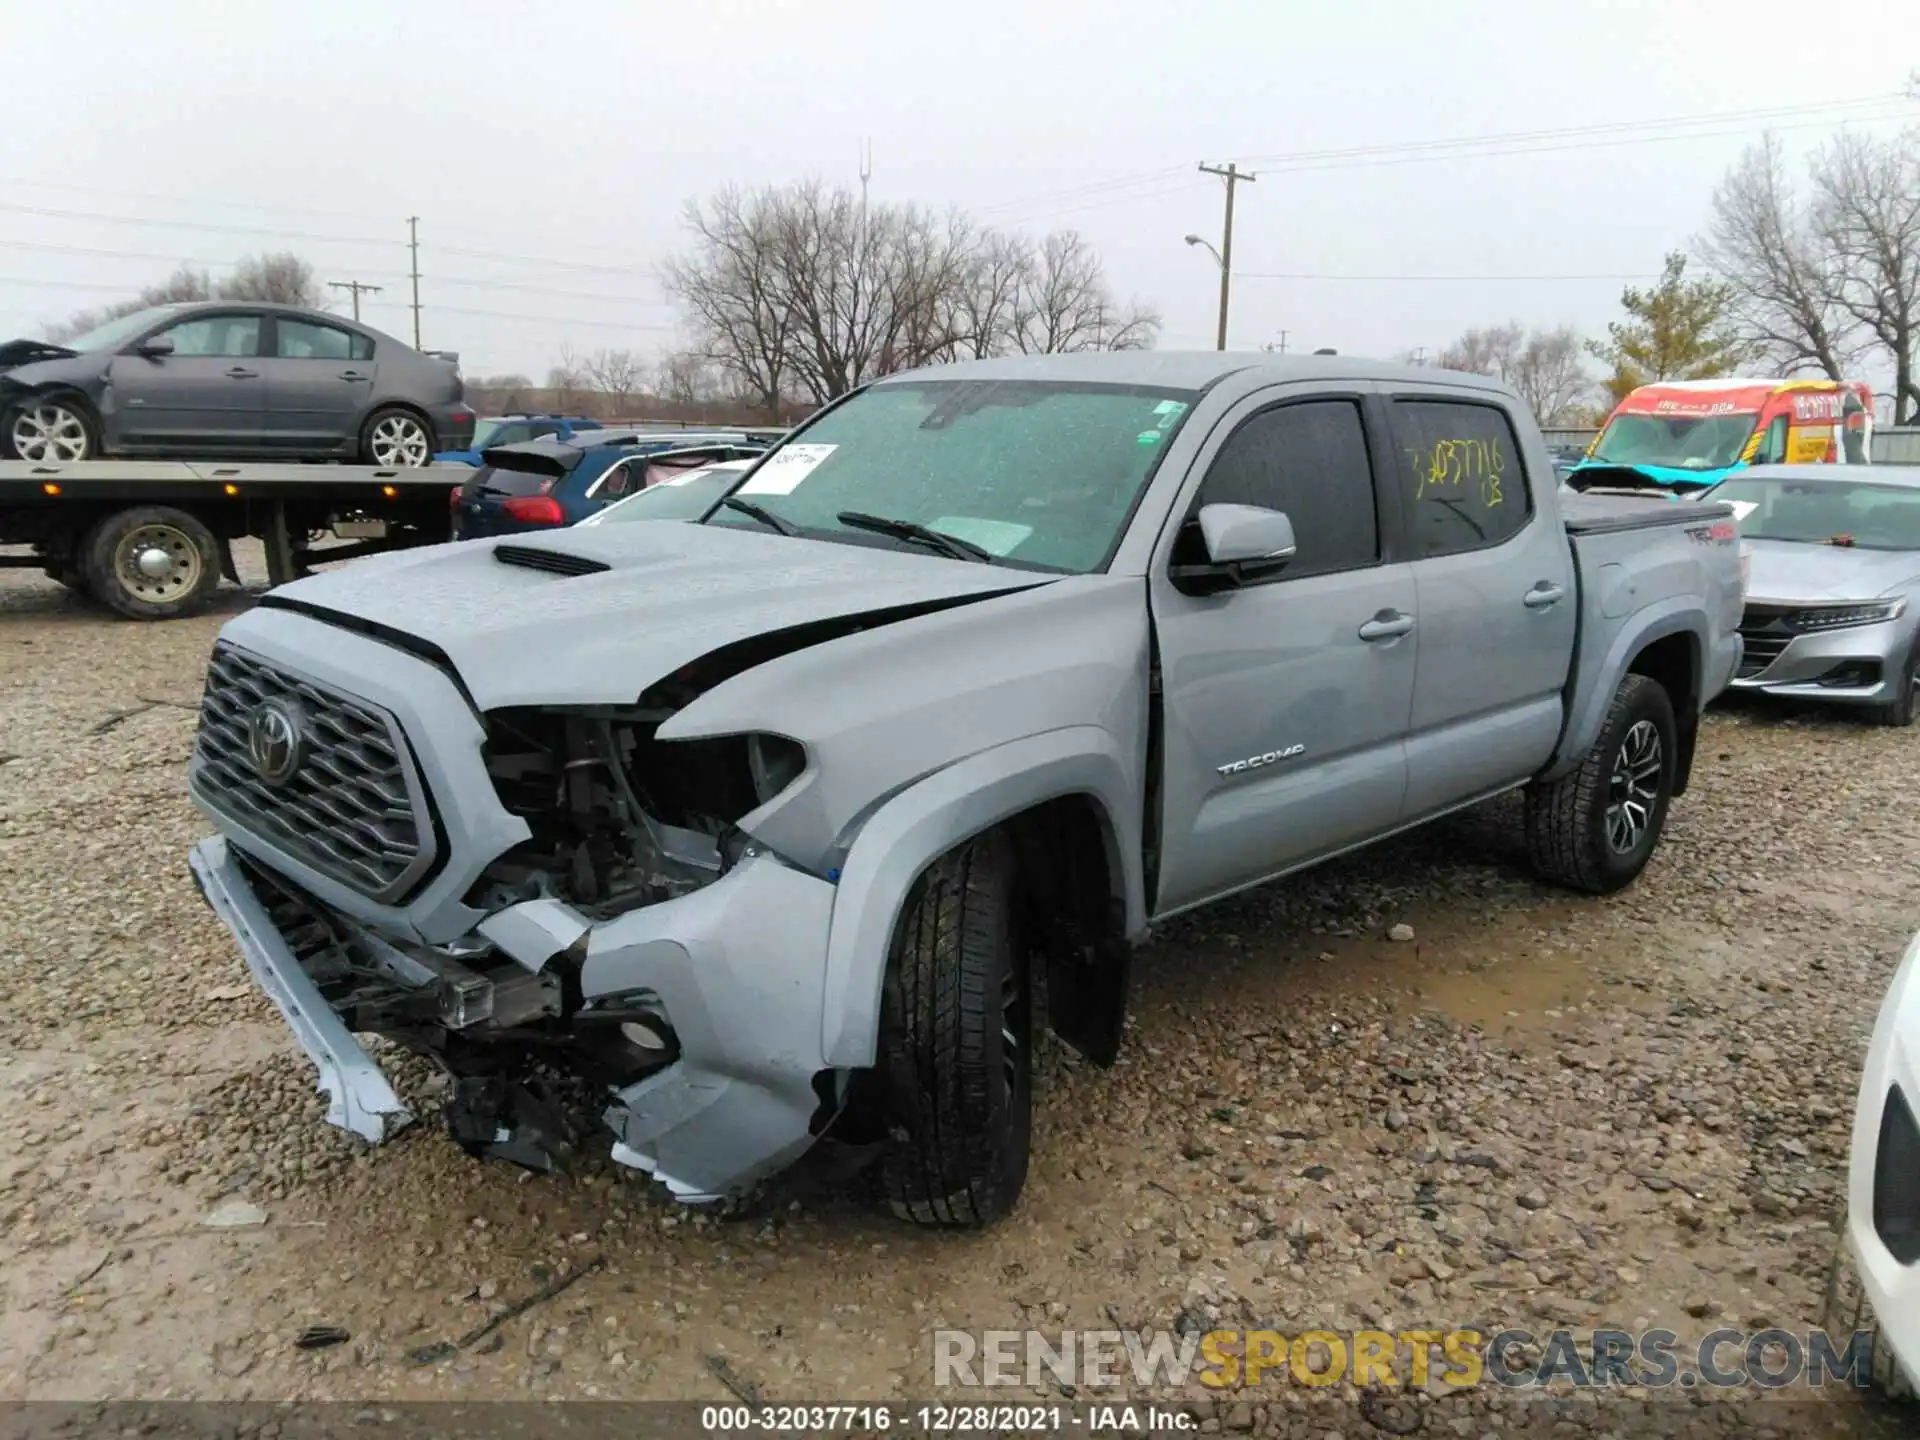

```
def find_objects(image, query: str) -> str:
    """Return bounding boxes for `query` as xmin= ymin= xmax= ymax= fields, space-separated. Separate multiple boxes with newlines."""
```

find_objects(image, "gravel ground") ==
xmin=2 ymin=547 xmax=1917 ymax=1436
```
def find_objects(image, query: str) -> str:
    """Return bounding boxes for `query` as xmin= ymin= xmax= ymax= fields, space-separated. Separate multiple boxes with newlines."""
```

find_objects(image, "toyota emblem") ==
xmin=247 ymin=699 xmax=304 ymax=786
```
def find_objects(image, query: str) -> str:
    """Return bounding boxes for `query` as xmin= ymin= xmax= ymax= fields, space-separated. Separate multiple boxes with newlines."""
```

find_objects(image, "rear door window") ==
xmin=1391 ymin=400 xmax=1532 ymax=557
xmin=476 ymin=461 xmax=558 ymax=498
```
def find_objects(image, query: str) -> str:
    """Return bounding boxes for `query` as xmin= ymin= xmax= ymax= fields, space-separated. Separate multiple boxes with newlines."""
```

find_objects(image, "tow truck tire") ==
xmin=1823 ymin=1229 xmax=1914 ymax=1399
xmin=1525 ymin=672 xmax=1676 ymax=895
xmin=81 ymin=506 xmax=221 ymax=620
xmin=876 ymin=831 xmax=1032 ymax=1229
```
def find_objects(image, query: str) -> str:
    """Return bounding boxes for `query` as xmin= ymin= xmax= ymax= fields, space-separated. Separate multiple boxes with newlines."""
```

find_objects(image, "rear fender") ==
xmin=1544 ymin=600 xmax=1706 ymax=783
xmin=819 ymin=726 xmax=1143 ymax=1068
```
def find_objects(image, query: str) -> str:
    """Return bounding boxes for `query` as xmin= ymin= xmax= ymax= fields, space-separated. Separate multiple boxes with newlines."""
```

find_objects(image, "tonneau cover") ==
xmin=1560 ymin=489 xmax=1735 ymax=536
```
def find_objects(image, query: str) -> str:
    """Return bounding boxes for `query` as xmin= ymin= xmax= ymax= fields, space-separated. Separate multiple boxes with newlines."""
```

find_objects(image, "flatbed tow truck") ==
xmin=0 ymin=457 xmax=462 ymax=619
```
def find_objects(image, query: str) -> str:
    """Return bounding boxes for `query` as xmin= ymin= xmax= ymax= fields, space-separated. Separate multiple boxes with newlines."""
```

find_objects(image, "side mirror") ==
xmin=135 ymin=335 xmax=175 ymax=358
xmin=1172 ymin=503 xmax=1297 ymax=594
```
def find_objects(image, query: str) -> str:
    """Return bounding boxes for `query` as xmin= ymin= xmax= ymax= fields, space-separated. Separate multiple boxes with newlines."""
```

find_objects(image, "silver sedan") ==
xmin=1703 ymin=465 xmax=1920 ymax=725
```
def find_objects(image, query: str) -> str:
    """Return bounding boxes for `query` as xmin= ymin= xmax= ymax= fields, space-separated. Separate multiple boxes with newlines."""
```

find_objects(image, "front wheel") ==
xmin=876 ymin=831 xmax=1032 ymax=1229
xmin=6 ymin=396 xmax=99 ymax=462
xmin=80 ymin=506 xmax=221 ymax=620
xmin=1526 ymin=672 xmax=1677 ymax=894
xmin=360 ymin=407 xmax=435 ymax=467
xmin=1824 ymin=1229 xmax=1914 ymax=1399
xmin=1870 ymin=640 xmax=1920 ymax=727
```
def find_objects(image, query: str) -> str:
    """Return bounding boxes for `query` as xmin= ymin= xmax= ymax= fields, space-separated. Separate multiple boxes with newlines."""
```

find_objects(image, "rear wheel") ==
xmin=81 ymin=506 xmax=221 ymax=620
xmin=1526 ymin=672 xmax=1677 ymax=894
xmin=6 ymin=395 xmax=98 ymax=462
xmin=1870 ymin=640 xmax=1920 ymax=727
xmin=877 ymin=831 xmax=1032 ymax=1229
xmin=360 ymin=407 xmax=435 ymax=467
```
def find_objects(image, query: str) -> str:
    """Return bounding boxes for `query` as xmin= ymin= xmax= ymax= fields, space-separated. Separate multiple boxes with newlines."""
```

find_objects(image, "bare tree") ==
xmin=660 ymin=187 xmax=798 ymax=411
xmin=1811 ymin=127 xmax=1920 ymax=422
xmin=655 ymin=349 xmax=723 ymax=407
xmin=44 ymin=265 xmax=212 ymax=342
xmin=218 ymin=252 xmax=326 ymax=308
xmin=547 ymin=343 xmax=590 ymax=413
xmin=1698 ymin=135 xmax=1858 ymax=380
xmin=581 ymin=348 xmax=647 ymax=415
xmin=1438 ymin=322 xmax=1591 ymax=423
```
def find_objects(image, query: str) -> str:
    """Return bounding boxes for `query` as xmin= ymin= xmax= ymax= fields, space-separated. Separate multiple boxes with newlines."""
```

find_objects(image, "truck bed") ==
xmin=1559 ymin=488 xmax=1732 ymax=535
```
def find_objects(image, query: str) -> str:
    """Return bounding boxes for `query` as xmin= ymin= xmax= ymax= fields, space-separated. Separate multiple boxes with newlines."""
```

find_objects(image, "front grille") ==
xmin=494 ymin=544 xmax=610 ymax=577
xmin=194 ymin=642 xmax=437 ymax=902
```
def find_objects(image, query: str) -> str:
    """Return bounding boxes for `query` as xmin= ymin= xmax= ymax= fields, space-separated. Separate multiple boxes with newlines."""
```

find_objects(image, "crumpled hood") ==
xmin=266 ymin=524 xmax=1052 ymax=709
xmin=0 ymin=340 xmax=81 ymax=380
xmin=1743 ymin=538 xmax=1920 ymax=606
xmin=1569 ymin=460 xmax=1735 ymax=492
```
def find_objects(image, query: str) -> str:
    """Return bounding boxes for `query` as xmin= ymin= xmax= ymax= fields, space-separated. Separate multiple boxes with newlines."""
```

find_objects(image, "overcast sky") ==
xmin=1 ymin=0 xmax=1915 ymax=381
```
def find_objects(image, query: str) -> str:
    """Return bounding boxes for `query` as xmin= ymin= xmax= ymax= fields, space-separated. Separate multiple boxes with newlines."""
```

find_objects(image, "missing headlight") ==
xmin=747 ymin=732 xmax=806 ymax=805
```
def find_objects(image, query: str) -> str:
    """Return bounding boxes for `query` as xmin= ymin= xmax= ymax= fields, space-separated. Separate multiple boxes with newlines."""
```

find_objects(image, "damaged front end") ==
xmin=188 ymin=640 xmax=841 ymax=1203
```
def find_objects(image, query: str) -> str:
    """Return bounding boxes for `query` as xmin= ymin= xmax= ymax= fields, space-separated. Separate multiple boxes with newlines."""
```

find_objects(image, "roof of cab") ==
xmin=873 ymin=349 xmax=1511 ymax=393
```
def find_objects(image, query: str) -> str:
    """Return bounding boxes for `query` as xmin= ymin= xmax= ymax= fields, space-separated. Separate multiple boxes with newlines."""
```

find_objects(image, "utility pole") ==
xmin=1197 ymin=162 xmax=1254 ymax=350
xmin=1409 ymin=345 xmax=1430 ymax=366
xmin=406 ymin=216 xmax=422 ymax=348
xmin=327 ymin=279 xmax=382 ymax=322
xmin=1264 ymin=329 xmax=1289 ymax=354
xmin=858 ymin=138 xmax=872 ymax=226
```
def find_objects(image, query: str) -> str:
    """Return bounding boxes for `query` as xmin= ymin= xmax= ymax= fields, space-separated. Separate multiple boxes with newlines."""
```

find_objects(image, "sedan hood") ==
xmin=1743 ymin=538 xmax=1920 ymax=606
xmin=0 ymin=338 xmax=77 ymax=373
xmin=266 ymin=523 xmax=1051 ymax=709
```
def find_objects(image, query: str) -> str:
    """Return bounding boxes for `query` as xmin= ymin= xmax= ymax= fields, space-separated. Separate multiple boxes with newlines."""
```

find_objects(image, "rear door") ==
xmin=257 ymin=315 xmax=375 ymax=450
xmin=1150 ymin=388 xmax=1417 ymax=915
xmin=1386 ymin=392 xmax=1576 ymax=817
xmin=109 ymin=310 xmax=265 ymax=450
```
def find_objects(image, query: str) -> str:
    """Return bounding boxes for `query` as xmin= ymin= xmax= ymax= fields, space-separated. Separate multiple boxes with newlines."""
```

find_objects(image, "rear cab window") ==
xmin=1389 ymin=399 xmax=1533 ymax=557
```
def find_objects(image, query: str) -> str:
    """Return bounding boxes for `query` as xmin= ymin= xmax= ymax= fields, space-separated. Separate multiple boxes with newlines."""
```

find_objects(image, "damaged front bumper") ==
xmin=187 ymin=832 xmax=842 ymax=1203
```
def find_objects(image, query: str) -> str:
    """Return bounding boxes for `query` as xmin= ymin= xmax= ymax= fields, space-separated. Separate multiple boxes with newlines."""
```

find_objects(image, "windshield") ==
xmin=1590 ymin=412 xmax=1759 ymax=471
xmin=587 ymin=467 xmax=744 ymax=524
xmin=702 ymin=378 xmax=1196 ymax=571
xmin=58 ymin=305 xmax=190 ymax=353
xmin=468 ymin=419 xmax=508 ymax=451
xmin=1707 ymin=478 xmax=1920 ymax=550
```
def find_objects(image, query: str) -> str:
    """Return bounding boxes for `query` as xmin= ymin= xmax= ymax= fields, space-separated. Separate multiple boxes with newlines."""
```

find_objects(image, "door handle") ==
xmin=1523 ymin=582 xmax=1567 ymax=608
xmin=1358 ymin=611 xmax=1415 ymax=641
xmin=339 ymin=370 xmax=368 ymax=381
xmin=226 ymin=366 xmax=258 ymax=379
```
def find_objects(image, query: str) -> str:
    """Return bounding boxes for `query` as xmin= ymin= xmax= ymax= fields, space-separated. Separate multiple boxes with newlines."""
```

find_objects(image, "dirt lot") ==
xmin=2 ymin=548 xmax=1917 ymax=1435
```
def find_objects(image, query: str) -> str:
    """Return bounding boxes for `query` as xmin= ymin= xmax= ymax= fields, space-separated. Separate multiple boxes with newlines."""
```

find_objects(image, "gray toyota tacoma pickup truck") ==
xmin=185 ymin=353 xmax=1744 ymax=1227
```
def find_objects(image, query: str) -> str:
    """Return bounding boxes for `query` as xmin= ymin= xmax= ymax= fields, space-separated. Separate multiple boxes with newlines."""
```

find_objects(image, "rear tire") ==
xmin=80 ymin=506 xmax=221 ymax=620
xmin=1526 ymin=672 xmax=1677 ymax=894
xmin=877 ymin=831 xmax=1032 ymax=1229
xmin=1823 ymin=1230 xmax=1915 ymax=1399
xmin=1870 ymin=640 xmax=1920 ymax=727
xmin=360 ymin=407 xmax=435 ymax=467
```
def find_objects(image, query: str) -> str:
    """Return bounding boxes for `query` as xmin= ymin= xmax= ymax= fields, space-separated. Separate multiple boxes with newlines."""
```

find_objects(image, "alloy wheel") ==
xmin=368 ymin=415 xmax=431 ymax=467
xmin=1605 ymin=719 xmax=1662 ymax=854
xmin=11 ymin=403 xmax=90 ymax=462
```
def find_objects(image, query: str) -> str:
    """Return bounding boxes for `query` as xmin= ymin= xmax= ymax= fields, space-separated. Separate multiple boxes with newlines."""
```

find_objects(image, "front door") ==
xmin=257 ymin=315 xmax=375 ymax=451
xmin=1150 ymin=391 xmax=1416 ymax=916
xmin=109 ymin=311 xmax=265 ymax=451
xmin=1386 ymin=393 xmax=1577 ymax=818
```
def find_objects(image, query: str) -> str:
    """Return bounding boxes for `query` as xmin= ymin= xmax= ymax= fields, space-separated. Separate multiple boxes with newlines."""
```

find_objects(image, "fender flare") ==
xmin=818 ymin=725 xmax=1144 ymax=1068
xmin=1546 ymin=600 xmax=1706 ymax=783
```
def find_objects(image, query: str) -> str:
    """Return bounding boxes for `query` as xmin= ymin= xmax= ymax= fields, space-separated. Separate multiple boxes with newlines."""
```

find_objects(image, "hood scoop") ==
xmin=493 ymin=544 xmax=610 ymax=578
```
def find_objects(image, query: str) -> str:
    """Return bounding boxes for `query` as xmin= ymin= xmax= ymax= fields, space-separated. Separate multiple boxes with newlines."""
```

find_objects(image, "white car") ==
xmin=577 ymin=459 xmax=754 ymax=527
xmin=1828 ymin=926 xmax=1920 ymax=1396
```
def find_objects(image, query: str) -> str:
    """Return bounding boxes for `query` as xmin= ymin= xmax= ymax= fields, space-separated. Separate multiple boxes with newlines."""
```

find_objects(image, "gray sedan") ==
xmin=1704 ymin=465 xmax=1920 ymax=725
xmin=0 ymin=302 xmax=475 ymax=465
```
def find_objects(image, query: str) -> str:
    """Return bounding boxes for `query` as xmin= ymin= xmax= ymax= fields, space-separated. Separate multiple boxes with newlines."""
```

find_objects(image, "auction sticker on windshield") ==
xmin=738 ymin=444 xmax=836 ymax=496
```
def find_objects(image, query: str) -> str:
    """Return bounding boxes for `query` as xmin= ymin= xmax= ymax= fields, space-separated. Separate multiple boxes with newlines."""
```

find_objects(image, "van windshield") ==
xmin=1589 ymin=412 xmax=1759 ymax=471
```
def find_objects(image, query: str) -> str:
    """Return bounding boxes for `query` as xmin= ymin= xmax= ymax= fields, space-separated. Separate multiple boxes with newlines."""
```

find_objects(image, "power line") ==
xmin=327 ymin=278 xmax=382 ymax=321
xmin=1236 ymin=270 xmax=1655 ymax=281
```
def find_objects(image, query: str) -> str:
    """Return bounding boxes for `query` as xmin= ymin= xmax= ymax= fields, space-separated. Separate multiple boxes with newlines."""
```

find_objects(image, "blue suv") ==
xmin=450 ymin=429 xmax=775 ymax=538
xmin=434 ymin=413 xmax=605 ymax=466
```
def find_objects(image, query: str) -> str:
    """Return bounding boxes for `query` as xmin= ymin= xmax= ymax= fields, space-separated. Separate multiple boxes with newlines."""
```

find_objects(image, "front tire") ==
xmin=1526 ymin=672 xmax=1677 ymax=894
xmin=1824 ymin=1230 xmax=1914 ymax=1399
xmin=360 ymin=407 xmax=435 ymax=467
xmin=877 ymin=831 xmax=1032 ymax=1229
xmin=6 ymin=395 xmax=99 ymax=462
xmin=1870 ymin=640 xmax=1920 ymax=728
xmin=80 ymin=506 xmax=221 ymax=620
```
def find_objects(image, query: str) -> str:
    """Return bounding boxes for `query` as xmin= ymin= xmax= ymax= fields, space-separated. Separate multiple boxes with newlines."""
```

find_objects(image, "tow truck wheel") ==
xmin=6 ymin=396 xmax=98 ymax=462
xmin=361 ymin=407 xmax=435 ymax=467
xmin=81 ymin=506 xmax=221 ymax=620
xmin=876 ymin=830 xmax=1033 ymax=1228
xmin=1525 ymin=672 xmax=1677 ymax=895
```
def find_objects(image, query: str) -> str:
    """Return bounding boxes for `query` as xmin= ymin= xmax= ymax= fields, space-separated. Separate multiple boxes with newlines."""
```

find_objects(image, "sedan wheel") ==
xmin=10 ymin=401 xmax=94 ymax=462
xmin=366 ymin=412 xmax=432 ymax=467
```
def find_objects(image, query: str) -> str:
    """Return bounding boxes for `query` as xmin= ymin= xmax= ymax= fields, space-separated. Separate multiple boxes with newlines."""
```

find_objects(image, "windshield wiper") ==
xmin=718 ymin=495 xmax=800 ymax=535
xmin=835 ymin=510 xmax=993 ymax=563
